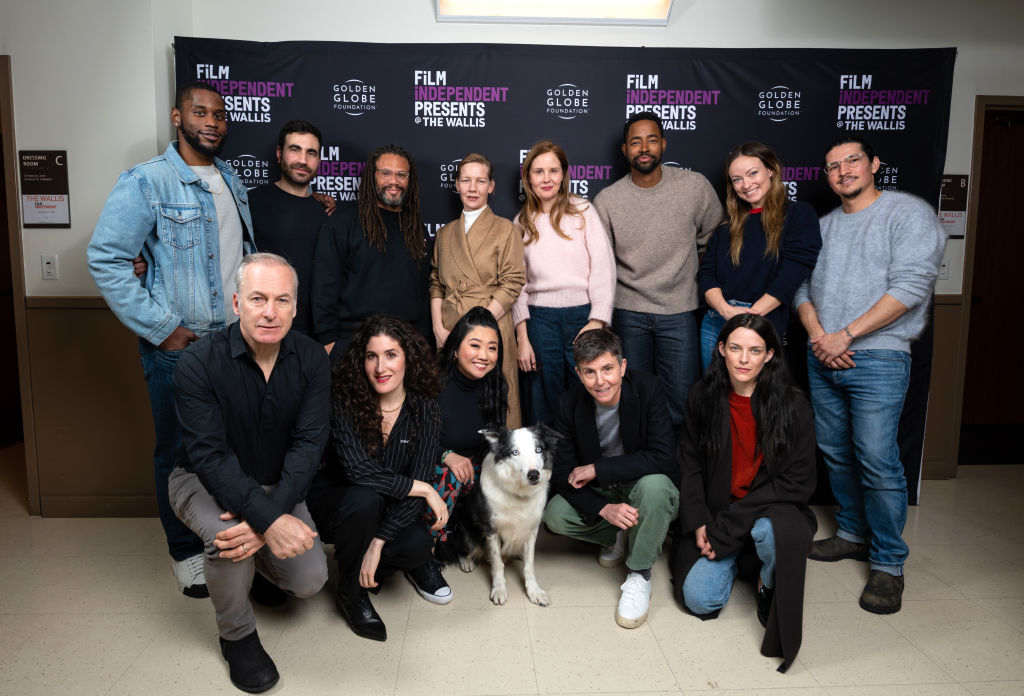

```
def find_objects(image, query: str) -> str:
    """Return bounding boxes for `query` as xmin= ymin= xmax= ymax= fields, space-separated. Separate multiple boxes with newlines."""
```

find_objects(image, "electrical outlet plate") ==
xmin=41 ymin=254 xmax=58 ymax=280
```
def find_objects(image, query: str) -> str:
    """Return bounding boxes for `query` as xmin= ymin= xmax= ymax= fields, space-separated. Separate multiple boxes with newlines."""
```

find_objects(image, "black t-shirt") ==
xmin=248 ymin=183 xmax=329 ymax=335
xmin=438 ymin=368 xmax=488 ymax=459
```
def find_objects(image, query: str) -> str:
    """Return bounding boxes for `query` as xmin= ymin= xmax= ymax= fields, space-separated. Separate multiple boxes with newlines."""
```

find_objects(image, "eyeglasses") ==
xmin=823 ymin=152 xmax=866 ymax=174
xmin=377 ymin=168 xmax=410 ymax=181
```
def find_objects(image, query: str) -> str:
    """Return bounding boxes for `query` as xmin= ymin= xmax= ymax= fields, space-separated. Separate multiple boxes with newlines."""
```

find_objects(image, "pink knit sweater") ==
xmin=512 ymin=197 xmax=616 ymax=326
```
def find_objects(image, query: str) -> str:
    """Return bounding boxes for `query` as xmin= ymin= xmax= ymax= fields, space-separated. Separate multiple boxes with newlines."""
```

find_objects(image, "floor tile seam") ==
xmin=390 ymin=608 xmax=412 ymax=696
xmin=646 ymin=615 xmax=686 ymax=694
xmin=520 ymin=605 xmax=542 ymax=696
xmin=960 ymin=597 xmax=1024 ymax=635
xmin=99 ymin=612 xmax=173 ymax=695
xmin=874 ymin=612 xmax=963 ymax=685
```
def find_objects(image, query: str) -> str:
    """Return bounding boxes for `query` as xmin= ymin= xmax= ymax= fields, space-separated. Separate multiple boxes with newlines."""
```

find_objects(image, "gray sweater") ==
xmin=793 ymin=190 xmax=945 ymax=353
xmin=594 ymin=165 xmax=723 ymax=314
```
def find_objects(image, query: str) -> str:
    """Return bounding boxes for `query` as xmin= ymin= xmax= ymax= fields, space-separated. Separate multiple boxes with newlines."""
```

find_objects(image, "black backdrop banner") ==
xmin=174 ymin=38 xmax=955 ymax=232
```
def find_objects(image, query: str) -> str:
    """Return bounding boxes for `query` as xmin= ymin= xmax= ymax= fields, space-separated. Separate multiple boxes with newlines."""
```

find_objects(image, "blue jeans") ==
xmin=682 ymin=517 xmax=775 ymax=615
xmin=521 ymin=304 xmax=591 ymax=426
xmin=612 ymin=308 xmax=698 ymax=429
xmin=699 ymin=300 xmax=753 ymax=372
xmin=806 ymin=348 xmax=911 ymax=575
xmin=139 ymin=339 xmax=204 ymax=561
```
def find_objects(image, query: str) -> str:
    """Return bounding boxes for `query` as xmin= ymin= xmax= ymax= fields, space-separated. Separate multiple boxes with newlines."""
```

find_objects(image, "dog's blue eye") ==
xmin=512 ymin=449 xmax=519 ymax=456
xmin=535 ymin=446 xmax=542 ymax=453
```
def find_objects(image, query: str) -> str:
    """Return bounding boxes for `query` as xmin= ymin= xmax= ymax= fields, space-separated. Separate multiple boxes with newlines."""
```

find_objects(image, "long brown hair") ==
xmin=356 ymin=144 xmax=426 ymax=261
xmin=518 ymin=140 xmax=584 ymax=245
xmin=335 ymin=315 xmax=440 ymax=459
xmin=723 ymin=141 xmax=787 ymax=265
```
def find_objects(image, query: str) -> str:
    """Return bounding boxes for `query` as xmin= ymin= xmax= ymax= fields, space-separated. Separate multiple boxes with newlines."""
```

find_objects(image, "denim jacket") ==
xmin=87 ymin=141 xmax=254 ymax=346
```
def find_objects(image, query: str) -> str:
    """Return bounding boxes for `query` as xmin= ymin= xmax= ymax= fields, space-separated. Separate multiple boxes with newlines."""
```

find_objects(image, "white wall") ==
xmin=3 ymin=0 xmax=1023 ymax=296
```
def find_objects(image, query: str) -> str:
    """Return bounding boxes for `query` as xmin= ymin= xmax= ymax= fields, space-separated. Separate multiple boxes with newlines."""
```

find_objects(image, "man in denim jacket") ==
xmin=87 ymin=81 xmax=254 ymax=598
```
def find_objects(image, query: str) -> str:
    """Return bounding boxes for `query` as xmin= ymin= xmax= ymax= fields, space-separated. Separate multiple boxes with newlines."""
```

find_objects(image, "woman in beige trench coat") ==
xmin=429 ymin=153 xmax=526 ymax=427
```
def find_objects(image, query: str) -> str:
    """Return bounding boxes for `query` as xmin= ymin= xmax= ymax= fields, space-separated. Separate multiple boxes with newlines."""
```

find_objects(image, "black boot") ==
xmin=249 ymin=571 xmax=287 ymax=608
xmin=336 ymin=586 xmax=387 ymax=641
xmin=755 ymin=583 xmax=774 ymax=628
xmin=219 ymin=629 xmax=279 ymax=693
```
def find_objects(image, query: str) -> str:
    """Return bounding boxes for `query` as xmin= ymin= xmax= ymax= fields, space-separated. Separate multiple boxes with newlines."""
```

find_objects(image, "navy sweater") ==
xmin=697 ymin=201 xmax=821 ymax=338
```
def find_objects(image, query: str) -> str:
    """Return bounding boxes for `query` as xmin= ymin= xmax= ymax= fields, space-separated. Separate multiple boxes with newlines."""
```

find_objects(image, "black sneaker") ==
xmin=406 ymin=558 xmax=453 ymax=605
xmin=755 ymin=583 xmax=774 ymax=627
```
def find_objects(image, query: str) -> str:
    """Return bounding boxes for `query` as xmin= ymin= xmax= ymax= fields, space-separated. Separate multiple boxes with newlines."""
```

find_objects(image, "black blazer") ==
xmin=552 ymin=370 xmax=677 ymax=523
xmin=671 ymin=389 xmax=817 ymax=673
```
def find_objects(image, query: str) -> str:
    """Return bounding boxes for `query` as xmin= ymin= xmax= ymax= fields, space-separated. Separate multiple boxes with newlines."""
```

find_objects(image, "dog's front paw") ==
xmin=490 ymin=581 xmax=508 ymax=605
xmin=525 ymin=583 xmax=549 ymax=607
xmin=458 ymin=556 xmax=475 ymax=573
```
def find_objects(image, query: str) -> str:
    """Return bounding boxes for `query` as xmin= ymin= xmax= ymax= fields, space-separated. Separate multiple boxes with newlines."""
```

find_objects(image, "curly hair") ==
xmin=356 ymin=144 xmax=427 ymax=261
xmin=334 ymin=315 xmax=440 ymax=458
xmin=438 ymin=307 xmax=508 ymax=428
xmin=723 ymin=141 xmax=788 ymax=266
xmin=687 ymin=314 xmax=802 ymax=470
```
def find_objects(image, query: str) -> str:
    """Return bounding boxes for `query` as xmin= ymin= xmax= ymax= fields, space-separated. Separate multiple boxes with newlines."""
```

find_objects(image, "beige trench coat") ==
xmin=429 ymin=207 xmax=526 ymax=427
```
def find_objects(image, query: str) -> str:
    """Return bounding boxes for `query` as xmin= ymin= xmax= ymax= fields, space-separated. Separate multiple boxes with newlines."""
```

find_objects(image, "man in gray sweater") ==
xmin=594 ymin=112 xmax=723 ymax=430
xmin=794 ymin=135 xmax=945 ymax=615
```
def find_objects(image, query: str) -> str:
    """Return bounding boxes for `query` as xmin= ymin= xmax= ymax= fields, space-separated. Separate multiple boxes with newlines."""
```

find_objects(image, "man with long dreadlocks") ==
xmin=312 ymin=144 xmax=432 ymax=363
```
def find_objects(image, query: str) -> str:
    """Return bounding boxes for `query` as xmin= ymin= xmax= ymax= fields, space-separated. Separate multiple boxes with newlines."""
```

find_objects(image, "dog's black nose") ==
xmin=527 ymin=469 xmax=540 ymax=483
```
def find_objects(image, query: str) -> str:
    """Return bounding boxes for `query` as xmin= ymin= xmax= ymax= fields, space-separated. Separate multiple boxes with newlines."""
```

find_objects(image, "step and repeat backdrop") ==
xmin=174 ymin=37 xmax=956 ymax=502
xmin=174 ymin=38 xmax=955 ymax=233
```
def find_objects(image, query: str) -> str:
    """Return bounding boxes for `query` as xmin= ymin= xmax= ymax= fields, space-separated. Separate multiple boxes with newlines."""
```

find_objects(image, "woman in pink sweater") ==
xmin=513 ymin=140 xmax=616 ymax=425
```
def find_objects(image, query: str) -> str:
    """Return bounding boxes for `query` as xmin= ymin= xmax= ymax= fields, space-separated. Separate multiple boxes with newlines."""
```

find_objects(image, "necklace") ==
xmin=380 ymin=399 xmax=404 ymax=414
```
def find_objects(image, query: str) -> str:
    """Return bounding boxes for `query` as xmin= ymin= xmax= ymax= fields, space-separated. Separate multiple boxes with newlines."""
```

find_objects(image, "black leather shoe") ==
xmin=249 ymin=571 xmax=288 ymax=608
xmin=336 ymin=587 xmax=387 ymax=641
xmin=219 ymin=629 xmax=279 ymax=694
xmin=809 ymin=535 xmax=869 ymax=562
xmin=755 ymin=583 xmax=774 ymax=628
xmin=859 ymin=569 xmax=904 ymax=614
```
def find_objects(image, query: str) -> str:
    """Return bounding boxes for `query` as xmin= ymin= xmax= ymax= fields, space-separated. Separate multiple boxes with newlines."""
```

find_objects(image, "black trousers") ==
xmin=307 ymin=481 xmax=433 ymax=598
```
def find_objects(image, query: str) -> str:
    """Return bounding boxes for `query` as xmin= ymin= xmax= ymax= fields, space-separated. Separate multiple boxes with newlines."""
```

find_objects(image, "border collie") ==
xmin=438 ymin=425 xmax=557 ymax=606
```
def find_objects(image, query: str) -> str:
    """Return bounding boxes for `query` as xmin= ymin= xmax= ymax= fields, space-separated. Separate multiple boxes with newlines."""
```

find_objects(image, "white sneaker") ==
xmin=172 ymin=553 xmax=209 ymax=598
xmin=598 ymin=529 xmax=627 ymax=568
xmin=615 ymin=572 xmax=651 ymax=628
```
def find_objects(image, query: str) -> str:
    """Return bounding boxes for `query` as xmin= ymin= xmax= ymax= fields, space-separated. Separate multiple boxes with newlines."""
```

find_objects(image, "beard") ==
xmin=376 ymin=182 xmax=408 ymax=208
xmin=630 ymin=153 xmax=660 ymax=174
xmin=281 ymin=162 xmax=314 ymax=187
xmin=180 ymin=124 xmax=226 ymax=158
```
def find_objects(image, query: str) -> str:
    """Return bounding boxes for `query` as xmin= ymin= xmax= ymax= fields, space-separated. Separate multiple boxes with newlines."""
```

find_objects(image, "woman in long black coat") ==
xmin=671 ymin=313 xmax=816 ymax=673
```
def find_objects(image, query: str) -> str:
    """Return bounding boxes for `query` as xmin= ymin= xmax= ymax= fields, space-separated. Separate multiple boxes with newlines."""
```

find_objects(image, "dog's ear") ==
xmin=478 ymin=427 xmax=506 ymax=445
xmin=530 ymin=423 xmax=561 ymax=449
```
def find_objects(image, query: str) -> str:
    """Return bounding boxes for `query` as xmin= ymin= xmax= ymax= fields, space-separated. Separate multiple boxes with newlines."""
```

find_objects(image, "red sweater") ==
xmin=729 ymin=392 xmax=762 ymax=500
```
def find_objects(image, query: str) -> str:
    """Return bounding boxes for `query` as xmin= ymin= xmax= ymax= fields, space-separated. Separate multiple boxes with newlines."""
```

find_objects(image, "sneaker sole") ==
xmin=182 ymin=584 xmax=210 ymax=599
xmin=615 ymin=610 xmax=648 ymax=629
xmin=405 ymin=573 xmax=454 ymax=605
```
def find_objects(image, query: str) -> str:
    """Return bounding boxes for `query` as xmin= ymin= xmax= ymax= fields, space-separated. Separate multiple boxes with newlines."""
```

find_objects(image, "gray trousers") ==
xmin=169 ymin=468 xmax=328 ymax=640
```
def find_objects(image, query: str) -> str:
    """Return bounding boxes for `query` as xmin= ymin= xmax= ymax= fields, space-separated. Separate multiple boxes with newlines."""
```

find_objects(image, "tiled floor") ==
xmin=1 ymin=442 xmax=1021 ymax=695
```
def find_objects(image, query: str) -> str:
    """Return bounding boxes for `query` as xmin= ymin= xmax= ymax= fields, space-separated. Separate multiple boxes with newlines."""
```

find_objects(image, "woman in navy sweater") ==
xmin=697 ymin=142 xmax=821 ymax=369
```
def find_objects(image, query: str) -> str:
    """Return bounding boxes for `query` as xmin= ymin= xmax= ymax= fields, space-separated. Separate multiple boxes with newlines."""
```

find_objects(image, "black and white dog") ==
xmin=437 ymin=425 xmax=557 ymax=606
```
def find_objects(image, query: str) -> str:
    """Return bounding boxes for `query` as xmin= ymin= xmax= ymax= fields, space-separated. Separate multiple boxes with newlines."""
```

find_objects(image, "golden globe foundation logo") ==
xmin=227 ymin=154 xmax=271 ymax=188
xmin=757 ymin=85 xmax=802 ymax=122
xmin=545 ymin=83 xmax=590 ymax=120
xmin=333 ymin=79 xmax=377 ymax=116
xmin=439 ymin=158 xmax=462 ymax=193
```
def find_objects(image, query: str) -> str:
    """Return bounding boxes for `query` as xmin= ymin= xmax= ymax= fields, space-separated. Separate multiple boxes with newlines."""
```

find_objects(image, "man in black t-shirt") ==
xmin=248 ymin=120 xmax=333 ymax=336
xmin=311 ymin=144 xmax=433 ymax=362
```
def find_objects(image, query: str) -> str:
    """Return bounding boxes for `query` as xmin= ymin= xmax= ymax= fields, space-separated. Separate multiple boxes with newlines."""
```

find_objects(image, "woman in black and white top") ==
xmin=306 ymin=315 xmax=450 ymax=642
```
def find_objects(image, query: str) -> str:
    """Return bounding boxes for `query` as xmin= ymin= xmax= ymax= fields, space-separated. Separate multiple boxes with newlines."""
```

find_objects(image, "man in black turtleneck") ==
xmin=311 ymin=144 xmax=433 ymax=362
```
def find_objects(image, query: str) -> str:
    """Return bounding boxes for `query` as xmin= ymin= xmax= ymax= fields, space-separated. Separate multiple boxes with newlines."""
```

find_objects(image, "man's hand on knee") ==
xmin=263 ymin=514 xmax=318 ymax=559
xmin=599 ymin=503 xmax=639 ymax=530
xmin=214 ymin=512 xmax=265 ymax=562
